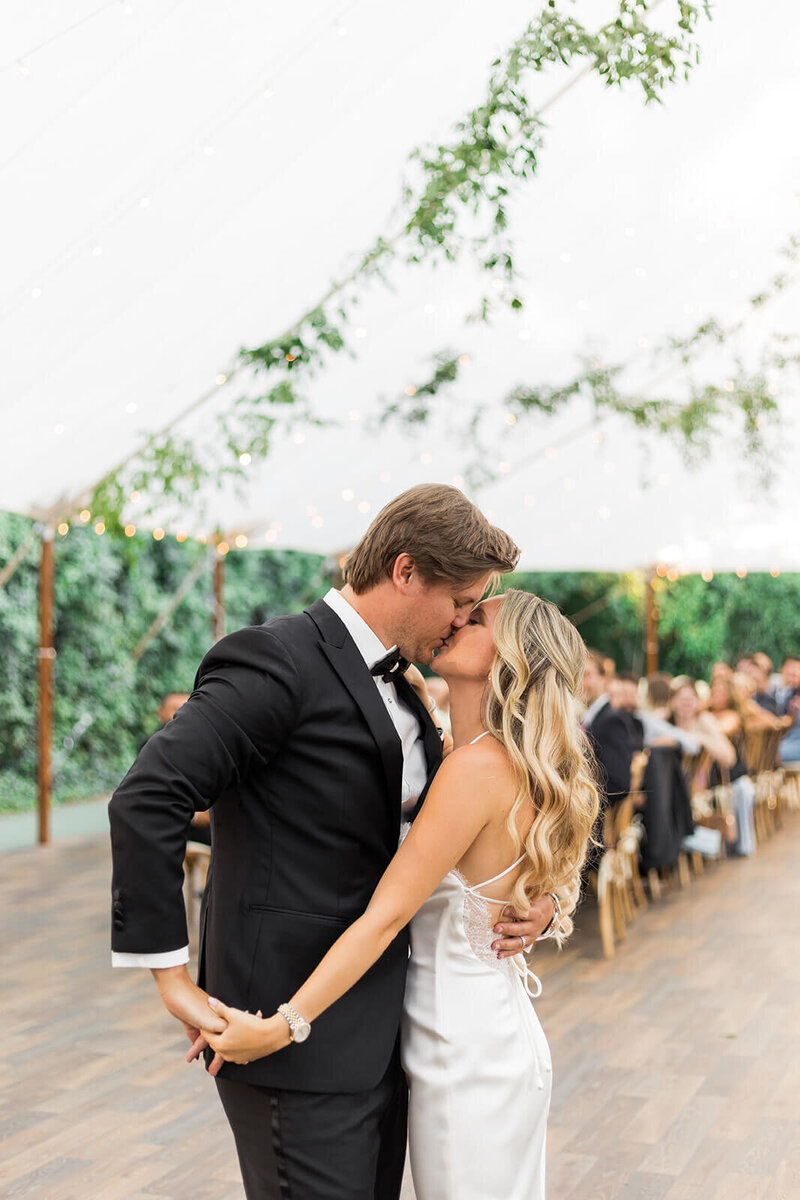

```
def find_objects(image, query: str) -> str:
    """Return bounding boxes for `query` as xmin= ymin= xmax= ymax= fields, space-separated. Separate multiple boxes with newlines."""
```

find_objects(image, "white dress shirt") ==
xmin=113 ymin=588 xmax=428 ymax=969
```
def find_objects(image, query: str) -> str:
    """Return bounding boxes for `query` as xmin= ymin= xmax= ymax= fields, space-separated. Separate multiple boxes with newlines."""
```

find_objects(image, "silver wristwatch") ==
xmin=277 ymin=1003 xmax=311 ymax=1043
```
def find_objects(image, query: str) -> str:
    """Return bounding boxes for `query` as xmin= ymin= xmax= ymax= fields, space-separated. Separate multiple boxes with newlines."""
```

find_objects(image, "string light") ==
xmin=562 ymin=477 xmax=576 ymax=490
xmin=378 ymin=472 xmax=392 ymax=484
xmin=423 ymin=304 xmax=436 ymax=314
xmin=348 ymin=409 xmax=361 ymax=421
xmin=518 ymin=330 xmax=530 ymax=341
xmin=458 ymin=354 xmax=471 ymax=366
xmin=17 ymin=60 xmax=31 ymax=77
xmin=592 ymin=431 xmax=604 ymax=444
xmin=355 ymin=327 xmax=367 ymax=339
xmin=285 ymin=352 xmax=297 ymax=363
xmin=197 ymin=535 xmax=207 ymax=545
xmin=637 ymin=337 xmax=649 ymax=349
xmin=341 ymin=488 xmax=355 ymax=501
xmin=624 ymin=227 xmax=636 ymax=238
xmin=79 ymin=509 xmax=91 ymax=523
xmin=129 ymin=491 xmax=141 ymax=503
xmin=311 ymin=516 xmax=324 ymax=528
xmin=203 ymin=145 xmax=215 ymax=157
xmin=292 ymin=432 xmax=306 ymax=444
xmin=505 ymin=413 xmax=517 ymax=425
xmin=57 ymin=523 xmax=69 ymax=537
xmin=635 ymin=267 xmax=646 ymax=278
xmin=723 ymin=379 xmax=735 ymax=392
xmin=656 ymin=565 xmax=668 ymax=578
xmin=736 ymin=568 xmax=747 ymax=579
xmin=153 ymin=527 xmax=165 ymax=541
xmin=94 ymin=521 xmax=106 ymax=535
xmin=176 ymin=532 xmax=188 ymax=543
xmin=667 ymin=568 xmax=679 ymax=582
xmin=216 ymin=541 xmax=229 ymax=555
xmin=559 ymin=252 xmax=571 ymax=263
xmin=701 ymin=570 xmax=714 ymax=582
xmin=357 ymin=501 xmax=371 ymax=514
xmin=239 ymin=452 xmax=251 ymax=465
xmin=767 ymin=384 xmax=777 ymax=396
xmin=216 ymin=373 xmax=228 ymax=386
xmin=544 ymin=446 xmax=556 ymax=459
xmin=91 ymin=245 xmax=103 ymax=257
xmin=404 ymin=385 xmax=417 ymax=397
xmin=452 ymin=474 xmax=465 ymax=487
xmin=235 ymin=534 xmax=248 ymax=549
xmin=770 ymin=569 xmax=781 ymax=578
xmin=125 ymin=524 xmax=136 ymax=538
xmin=498 ymin=461 xmax=510 ymax=474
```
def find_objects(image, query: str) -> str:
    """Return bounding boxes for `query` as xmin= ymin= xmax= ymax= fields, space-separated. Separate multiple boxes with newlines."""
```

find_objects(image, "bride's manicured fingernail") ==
xmin=208 ymin=997 xmax=220 ymax=1008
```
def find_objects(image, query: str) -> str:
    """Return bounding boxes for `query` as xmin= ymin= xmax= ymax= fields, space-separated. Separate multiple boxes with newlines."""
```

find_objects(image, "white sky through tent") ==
xmin=1 ymin=0 xmax=798 ymax=572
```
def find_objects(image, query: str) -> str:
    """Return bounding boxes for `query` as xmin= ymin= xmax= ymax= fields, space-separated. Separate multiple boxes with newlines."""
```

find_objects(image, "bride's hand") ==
xmin=200 ymin=998 xmax=292 ymax=1076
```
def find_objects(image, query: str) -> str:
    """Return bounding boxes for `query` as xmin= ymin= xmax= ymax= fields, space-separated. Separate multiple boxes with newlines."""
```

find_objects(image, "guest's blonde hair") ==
xmin=484 ymin=590 xmax=599 ymax=944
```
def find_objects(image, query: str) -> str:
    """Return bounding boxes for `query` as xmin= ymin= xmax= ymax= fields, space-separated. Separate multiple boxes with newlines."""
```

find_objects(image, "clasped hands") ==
xmin=153 ymin=964 xmax=290 ymax=1077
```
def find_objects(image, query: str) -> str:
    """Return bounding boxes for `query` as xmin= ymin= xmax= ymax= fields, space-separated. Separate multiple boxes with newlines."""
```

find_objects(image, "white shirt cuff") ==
xmin=112 ymin=946 xmax=190 ymax=969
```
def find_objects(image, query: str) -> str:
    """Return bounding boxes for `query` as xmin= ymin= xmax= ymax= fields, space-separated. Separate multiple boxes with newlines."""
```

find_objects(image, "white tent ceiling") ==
xmin=2 ymin=0 xmax=799 ymax=572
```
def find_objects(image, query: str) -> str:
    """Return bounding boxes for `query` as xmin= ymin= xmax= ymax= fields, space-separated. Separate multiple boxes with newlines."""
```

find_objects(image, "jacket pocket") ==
xmin=247 ymin=903 xmax=349 ymax=926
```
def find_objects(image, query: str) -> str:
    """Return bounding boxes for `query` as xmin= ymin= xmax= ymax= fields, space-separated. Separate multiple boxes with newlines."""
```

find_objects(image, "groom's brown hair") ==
xmin=343 ymin=484 xmax=520 ymax=594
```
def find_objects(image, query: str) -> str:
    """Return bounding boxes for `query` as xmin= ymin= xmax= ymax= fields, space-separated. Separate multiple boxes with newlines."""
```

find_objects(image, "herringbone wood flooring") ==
xmin=3 ymin=816 xmax=800 ymax=1199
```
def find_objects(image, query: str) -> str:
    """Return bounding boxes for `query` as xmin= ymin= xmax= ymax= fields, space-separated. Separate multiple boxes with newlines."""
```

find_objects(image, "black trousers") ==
xmin=215 ymin=1048 xmax=408 ymax=1200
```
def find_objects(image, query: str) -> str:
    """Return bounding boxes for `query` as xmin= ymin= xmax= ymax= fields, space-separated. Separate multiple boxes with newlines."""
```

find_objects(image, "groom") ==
xmin=109 ymin=484 xmax=557 ymax=1200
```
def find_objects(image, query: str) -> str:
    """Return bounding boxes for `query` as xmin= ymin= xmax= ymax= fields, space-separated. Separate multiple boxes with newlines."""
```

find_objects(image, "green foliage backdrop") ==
xmin=2 ymin=511 xmax=798 ymax=813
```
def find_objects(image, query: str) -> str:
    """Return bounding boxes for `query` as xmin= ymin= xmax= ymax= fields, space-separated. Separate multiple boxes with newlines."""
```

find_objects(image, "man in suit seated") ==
xmin=581 ymin=650 xmax=633 ymax=807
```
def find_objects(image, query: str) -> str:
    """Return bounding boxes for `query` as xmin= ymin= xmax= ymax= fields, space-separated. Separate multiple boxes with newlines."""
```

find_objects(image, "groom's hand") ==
xmin=491 ymin=894 xmax=556 ymax=959
xmin=151 ymin=965 xmax=228 ymax=1054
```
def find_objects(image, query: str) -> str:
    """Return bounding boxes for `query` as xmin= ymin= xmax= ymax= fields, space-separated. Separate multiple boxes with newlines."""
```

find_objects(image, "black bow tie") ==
xmin=370 ymin=646 xmax=409 ymax=683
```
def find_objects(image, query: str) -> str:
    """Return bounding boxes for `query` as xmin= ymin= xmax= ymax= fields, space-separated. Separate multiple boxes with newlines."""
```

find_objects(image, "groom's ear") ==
xmin=392 ymin=553 xmax=417 ymax=592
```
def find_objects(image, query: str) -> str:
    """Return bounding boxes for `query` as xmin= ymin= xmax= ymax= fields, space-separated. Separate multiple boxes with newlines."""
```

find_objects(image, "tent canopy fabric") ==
xmin=2 ymin=0 xmax=798 ymax=572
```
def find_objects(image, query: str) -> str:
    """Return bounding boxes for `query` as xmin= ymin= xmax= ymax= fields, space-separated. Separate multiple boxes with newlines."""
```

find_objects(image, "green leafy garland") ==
xmin=87 ymin=1 xmax=716 ymax=534
xmin=379 ymin=235 xmax=800 ymax=489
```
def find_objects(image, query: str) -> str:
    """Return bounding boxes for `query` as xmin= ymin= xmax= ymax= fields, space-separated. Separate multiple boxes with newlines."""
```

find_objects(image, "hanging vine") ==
xmin=85 ymin=0 xmax=715 ymax=534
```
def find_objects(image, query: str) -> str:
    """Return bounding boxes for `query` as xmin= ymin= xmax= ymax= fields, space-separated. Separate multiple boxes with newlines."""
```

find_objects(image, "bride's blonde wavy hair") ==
xmin=484 ymin=589 xmax=599 ymax=945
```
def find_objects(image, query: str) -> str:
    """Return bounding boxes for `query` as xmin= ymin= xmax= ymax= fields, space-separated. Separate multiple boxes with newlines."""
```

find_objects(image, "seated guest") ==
xmin=707 ymin=677 xmax=756 ymax=855
xmin=612 ymin=672 xmax=701 ymax=756
xmin=643 ymin=672 xmax=673 ymax=721
xmin=779 ymin=690 xmax=800 ymax=764
xmin=710 ymin=661 xmax=734 ymax=685
xmin=609 ymin=672 xmax=645 ymax=751
xmin=775 ymin=655 xmax=800 ymax=716
xmin=582 ymin=649 xmax=633 ymax=806
xmin=668 ymin=679 xmax=737 ymax=780
xmin=737 ymin=654 xmax=780 ymax=716
xmin=734 ymin=670 xmax=786 ymax=731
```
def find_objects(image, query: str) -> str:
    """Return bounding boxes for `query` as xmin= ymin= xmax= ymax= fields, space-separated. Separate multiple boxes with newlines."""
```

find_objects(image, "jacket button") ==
xmin=113 ymin=917 xmax=124 ymax=930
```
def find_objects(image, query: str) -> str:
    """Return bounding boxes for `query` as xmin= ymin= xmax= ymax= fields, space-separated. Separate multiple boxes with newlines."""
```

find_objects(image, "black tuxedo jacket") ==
xmin=109 ymin=599 xmax=443 ymax=1093
xmin=585 ymin=700 xmax=633 ymax=805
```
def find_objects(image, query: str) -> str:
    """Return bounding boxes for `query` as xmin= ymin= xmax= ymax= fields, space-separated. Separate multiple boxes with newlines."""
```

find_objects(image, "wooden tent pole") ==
xmin=645 ymin=568 xmax=659 ymax=676
xmin=212 ymin=547 xmax=226 ymax=643
xmin=37 ymin=526 xmax=56 ymax=845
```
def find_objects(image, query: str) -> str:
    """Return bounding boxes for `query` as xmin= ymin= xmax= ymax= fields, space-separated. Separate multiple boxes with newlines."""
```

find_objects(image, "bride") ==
xmin=200 ymin=589 xmax=598 ymax=1199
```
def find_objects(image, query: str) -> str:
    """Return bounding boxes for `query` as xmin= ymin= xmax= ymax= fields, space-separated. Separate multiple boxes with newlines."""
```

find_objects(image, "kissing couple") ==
xmin=110 ymin=483 xmax=598 ymax=1200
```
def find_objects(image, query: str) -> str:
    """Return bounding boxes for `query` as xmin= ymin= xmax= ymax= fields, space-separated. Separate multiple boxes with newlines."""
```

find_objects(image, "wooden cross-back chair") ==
xmin=593 ymin=750 xmax=649 ymax=959
xmin=744 ymin=724 xmax=789 ymax=838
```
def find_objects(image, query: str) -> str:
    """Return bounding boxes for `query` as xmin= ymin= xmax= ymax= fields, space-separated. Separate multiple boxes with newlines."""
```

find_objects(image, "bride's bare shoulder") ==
xmin=439 ymin=736 xmax=514 ymax=788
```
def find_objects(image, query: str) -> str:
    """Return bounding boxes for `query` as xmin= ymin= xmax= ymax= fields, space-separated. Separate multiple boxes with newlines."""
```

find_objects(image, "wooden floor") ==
xmin=3 ymin=818 xmax=800 ymax=1200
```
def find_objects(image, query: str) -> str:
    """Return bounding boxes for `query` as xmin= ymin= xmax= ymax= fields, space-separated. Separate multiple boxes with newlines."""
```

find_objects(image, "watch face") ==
xmin=293 ymin=1022 xmax=311 ymax=1044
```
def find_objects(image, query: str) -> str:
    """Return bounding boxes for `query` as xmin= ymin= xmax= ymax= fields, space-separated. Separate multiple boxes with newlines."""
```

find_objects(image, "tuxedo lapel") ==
xmin=307 ymin=600 xmax=404 ymax=807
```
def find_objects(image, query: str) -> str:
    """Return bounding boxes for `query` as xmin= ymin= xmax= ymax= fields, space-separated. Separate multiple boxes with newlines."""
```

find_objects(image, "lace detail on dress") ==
xmin=453 ymin=867 xmax=510 ymax=973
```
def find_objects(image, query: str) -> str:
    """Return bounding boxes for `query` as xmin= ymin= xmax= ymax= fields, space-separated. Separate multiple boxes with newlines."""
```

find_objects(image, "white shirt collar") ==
xmin=582 ymin=694 xmax=610 ymax=729
xmin=322 ymin=588 xmax=395 ymax=670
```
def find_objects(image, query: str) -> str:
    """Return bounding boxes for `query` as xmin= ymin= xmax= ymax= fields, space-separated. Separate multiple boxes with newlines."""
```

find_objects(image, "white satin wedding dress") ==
xmin=401 ymin=733 xmax=552 ymax=1200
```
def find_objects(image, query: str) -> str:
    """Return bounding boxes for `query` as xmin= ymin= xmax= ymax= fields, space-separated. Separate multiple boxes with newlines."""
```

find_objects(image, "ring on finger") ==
xmin=519 ymin=934 xmax=528 ymax=950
